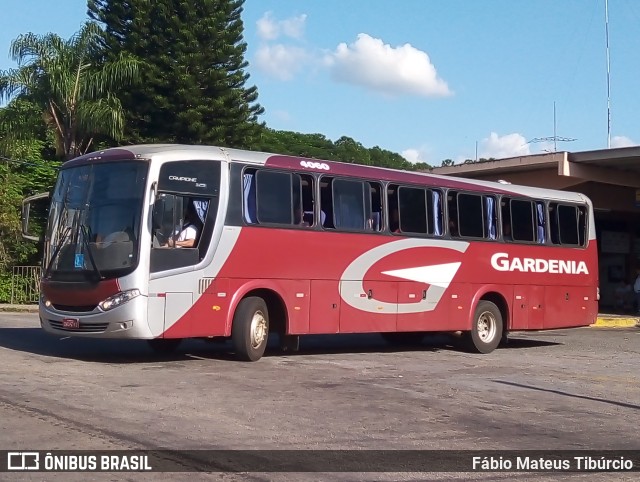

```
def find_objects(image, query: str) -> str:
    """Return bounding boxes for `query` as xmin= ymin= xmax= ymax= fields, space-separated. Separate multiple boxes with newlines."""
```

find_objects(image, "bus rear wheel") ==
xmin=232 ymin=297 xmax=269 ymax=362
xmin=464 ymin=300 xmax=503 ymax=354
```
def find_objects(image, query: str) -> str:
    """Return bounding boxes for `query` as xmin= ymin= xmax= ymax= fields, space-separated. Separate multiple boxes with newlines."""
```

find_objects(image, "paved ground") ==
xmin=0 ymin=312 xmax=638 ymax=481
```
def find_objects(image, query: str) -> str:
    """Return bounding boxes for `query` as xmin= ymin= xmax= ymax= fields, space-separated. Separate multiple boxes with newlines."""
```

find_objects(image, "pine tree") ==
xmin=88 ymin=0 xmax=264 ymax=148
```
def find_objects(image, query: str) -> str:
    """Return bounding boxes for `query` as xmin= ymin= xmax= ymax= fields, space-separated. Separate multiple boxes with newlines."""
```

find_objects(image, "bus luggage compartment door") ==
xmin=339 ymin=280 xmax=397 ymax=333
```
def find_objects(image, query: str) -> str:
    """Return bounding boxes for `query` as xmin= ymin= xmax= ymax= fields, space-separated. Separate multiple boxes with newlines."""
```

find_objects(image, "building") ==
xmin=430 ymin=147 xmax=640 ymax=311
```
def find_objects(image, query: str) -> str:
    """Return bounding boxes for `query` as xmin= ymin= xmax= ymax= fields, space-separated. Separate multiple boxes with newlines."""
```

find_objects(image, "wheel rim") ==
xmin=477 ymin=310 xmax=497 ymax=343
xmin=250 ymin=310 xmax=268 ymax=349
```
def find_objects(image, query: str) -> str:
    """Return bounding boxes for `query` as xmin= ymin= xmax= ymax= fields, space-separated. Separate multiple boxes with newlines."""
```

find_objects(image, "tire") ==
xmin=380 ymin=332 xmax=426 ymax=346
xmin=147 ymin=338 xmax=182 ymax=354
xmin=232 ymin=297 xmax=269 ymax=361
xmin=464 ymin=300 xmax=503 ymax=354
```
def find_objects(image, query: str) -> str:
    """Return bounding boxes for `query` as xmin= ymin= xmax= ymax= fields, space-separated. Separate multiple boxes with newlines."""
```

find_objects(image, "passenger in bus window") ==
xmin=448 ymin=218 xmax=458 ymax=237
xmin=294 ymin=206 xmax=310 ymax=227
xmin=503 ymin=222 xmax=512 ymax=240
xmin=390 ymin=208 xmax=400 ymax=233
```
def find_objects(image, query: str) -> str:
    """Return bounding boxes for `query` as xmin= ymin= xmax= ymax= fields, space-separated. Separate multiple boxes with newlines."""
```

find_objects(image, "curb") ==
xmin=0 ymin=306 xmax=39 ymax=313
xmin=591 ymin=317 xmax=639 ymax=328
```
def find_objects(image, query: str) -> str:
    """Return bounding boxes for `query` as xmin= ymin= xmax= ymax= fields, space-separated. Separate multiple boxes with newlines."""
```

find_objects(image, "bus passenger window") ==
xmin=332 ymin=178 xmax=367 ymax=230
xmin=368 ymin=182 xmax=382 ymax=232
xmin=399 ymin=186 xmax=428 ymax=234
xmin=549 ymin=204 xmax=560 ymax=244
xmin=387 ymin=186 xmax=400 ymax=233
xmin=484 ymin=196 xmax=497 ymax=240
xmin=430 ymin=190 xmax=444 ymax=236
xmin=243 ymin=172 xmax=257 ymax=223
xmin=578 ymin=206 xmax=587 ymax=246
xmin=256 ymin=170 xmax=294 ymax=224
xmin=454 ymin=192 xmax=484 ymax=238
xmin=501 ymin=199 xmax=512 ymax=240
xmin=557 ymin=204 xmax=583 ymax=246
xmin=447 ymin=192 xmax=460 ymax=237
xmin=320 ymin=178 xmax=335 ymax=229
xmin=296 ymin=174 xmax=315 ymax=227
xmin=535 ymin=201 xmax=546 ymax=243
xmin=510 ymin=199 xmax=535 ymax=242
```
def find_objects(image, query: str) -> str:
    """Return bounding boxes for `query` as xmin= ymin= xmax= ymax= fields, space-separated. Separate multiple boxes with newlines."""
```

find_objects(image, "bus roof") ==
xmin=64 ymin=144 xmax=592 ymax=205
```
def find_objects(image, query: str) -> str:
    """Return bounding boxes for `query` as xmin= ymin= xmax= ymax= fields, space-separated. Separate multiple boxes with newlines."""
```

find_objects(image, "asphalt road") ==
xmin=0 ymin=312 xmax=638 ymax=481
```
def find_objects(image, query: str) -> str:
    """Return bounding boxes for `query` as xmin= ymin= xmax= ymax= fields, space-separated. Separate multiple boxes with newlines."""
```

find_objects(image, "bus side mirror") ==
xmin=22 ymin=192 xmax=50 ymax=242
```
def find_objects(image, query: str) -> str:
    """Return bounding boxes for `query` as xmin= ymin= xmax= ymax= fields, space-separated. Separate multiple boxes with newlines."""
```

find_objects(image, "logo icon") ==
xmin=299 ymin=160 xmax=330 ymax=170
xmin=74 ymin=254 xmax=84 ymax=269
xmin=7 ymin=452 xmax=40 ymax=471
xmin=339 ymin=238 xmax=469 ymax=314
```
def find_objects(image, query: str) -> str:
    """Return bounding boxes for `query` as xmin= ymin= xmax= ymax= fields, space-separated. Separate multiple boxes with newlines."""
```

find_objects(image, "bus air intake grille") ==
xmin=51 ymin=304 xmax=97 ymax=313
xmin=47 ymin=320 xmax=109 ymax=333
xmin=199 ymin=278 xmax=214 ymax=294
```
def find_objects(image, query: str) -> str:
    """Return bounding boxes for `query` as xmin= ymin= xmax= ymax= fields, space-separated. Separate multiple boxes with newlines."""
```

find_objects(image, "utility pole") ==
xmin=554 ymin=101 xmax=557 ymax=153
xmin=528 ymin=102 xmax=576 ymax=152
xmin=605 ymin=0 xmax=611 ymax=148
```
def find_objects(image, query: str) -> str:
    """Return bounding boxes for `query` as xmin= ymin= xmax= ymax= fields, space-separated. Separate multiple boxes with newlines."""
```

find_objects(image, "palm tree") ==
xmin=0 ymin=22 xmax=140 ymax=160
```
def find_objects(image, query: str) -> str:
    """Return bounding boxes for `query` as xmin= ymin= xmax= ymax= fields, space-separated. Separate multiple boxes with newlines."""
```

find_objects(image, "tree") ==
xmin=0 ymin=131 xmax=59 ymax=302
xmin=0 ymin=22 xmax=140 ymax=160
xmin=88 ymin=0 xmax=264 ymax=148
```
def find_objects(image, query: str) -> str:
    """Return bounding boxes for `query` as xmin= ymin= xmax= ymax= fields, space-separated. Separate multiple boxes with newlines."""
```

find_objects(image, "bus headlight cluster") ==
xmin=98 ymin=289 xmax=141 ymax=311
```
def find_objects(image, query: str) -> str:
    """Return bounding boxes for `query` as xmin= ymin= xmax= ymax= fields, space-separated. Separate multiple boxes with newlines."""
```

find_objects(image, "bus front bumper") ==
xmin=39 ymin=295 xmax=153 ymax=339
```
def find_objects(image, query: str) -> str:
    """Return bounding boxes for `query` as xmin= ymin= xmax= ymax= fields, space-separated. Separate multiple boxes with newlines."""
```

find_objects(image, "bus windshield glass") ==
xmin=45 ymin=161 xmax=149 ymax=281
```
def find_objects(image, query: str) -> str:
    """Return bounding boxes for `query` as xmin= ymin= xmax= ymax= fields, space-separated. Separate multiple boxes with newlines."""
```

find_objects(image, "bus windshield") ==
xmin=45 ymin=161 xmax=149 ymax=281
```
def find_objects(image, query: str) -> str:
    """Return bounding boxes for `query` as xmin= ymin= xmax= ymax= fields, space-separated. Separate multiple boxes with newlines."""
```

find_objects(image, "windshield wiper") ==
xmin=44 ymin=227 xmax=71 ymax=279
xmin=80 ymin=225 xmax=103 ymax=280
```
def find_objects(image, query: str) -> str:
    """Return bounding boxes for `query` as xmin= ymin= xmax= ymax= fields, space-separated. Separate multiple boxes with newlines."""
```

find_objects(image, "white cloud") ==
xmin=257 ymin=12 xmax=307 ymax=41
xmin=255 ymin=44 xmax=308 ymax=81
xmin=325 ymin=33 xmax=452 ymax=97
xmin=402 ymin=147 xmax=430 ymax=164
xmin=611 ymin=135 xmax=637 ymax=148
xmin=479 ymin=132 xmax=530 ymax=159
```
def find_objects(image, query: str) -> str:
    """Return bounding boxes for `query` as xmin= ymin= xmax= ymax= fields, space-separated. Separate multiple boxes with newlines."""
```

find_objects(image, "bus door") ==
xmin=148 ymin=160 xmax=221 ymax=338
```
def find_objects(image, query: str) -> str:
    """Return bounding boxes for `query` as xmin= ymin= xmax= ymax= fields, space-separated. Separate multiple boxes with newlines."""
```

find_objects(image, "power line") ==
xmin=527 ymin=102 xmax=577 ymax=152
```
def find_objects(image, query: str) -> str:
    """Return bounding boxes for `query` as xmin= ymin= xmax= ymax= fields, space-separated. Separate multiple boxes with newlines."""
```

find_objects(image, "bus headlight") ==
xmin=99 ymin=289 xmax=141 ymax=311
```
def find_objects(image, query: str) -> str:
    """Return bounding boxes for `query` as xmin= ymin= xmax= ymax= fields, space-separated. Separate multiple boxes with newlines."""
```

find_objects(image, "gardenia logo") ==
xmin=490 ymin=253 xmax=589 ymax=274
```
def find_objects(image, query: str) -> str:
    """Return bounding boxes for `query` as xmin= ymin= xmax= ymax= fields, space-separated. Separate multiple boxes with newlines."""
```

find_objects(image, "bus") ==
xmin=22 ymin=145 xmax=599 ymax=361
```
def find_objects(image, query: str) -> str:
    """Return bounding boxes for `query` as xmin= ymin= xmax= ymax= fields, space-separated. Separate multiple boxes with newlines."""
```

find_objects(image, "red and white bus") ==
xmin=23 ymin=145 xmax=598 ymax=361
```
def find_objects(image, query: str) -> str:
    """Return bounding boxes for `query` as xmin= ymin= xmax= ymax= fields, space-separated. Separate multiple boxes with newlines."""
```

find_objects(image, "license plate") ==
xmin=62 ymin=318 xmax=80 ymax=329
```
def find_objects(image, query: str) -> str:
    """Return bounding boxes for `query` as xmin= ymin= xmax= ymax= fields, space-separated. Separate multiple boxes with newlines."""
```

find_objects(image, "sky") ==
xmin=1 ymin=0 xmax=639 ymax=165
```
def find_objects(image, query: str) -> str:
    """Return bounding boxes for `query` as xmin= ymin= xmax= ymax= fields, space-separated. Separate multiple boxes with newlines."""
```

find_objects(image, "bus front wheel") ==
xmin=464 ymin=300 xmax=503 ymax=354
xmin=232 ymin=297 xmax=269 ymax=362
